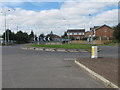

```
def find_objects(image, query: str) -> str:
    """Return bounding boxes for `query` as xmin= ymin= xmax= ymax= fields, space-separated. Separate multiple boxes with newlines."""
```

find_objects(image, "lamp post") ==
xmin=4 ymin=11 xmax=7 ymax=45
xmin=89 ymin=14 xmax=93 ymax=44
xmin=63 ymin=18 xmax=70 ymax=44
xmin=7 ymin=18 xmax=13 ymax=44
xmin=2 ymin=9 xmax=10 ymax=45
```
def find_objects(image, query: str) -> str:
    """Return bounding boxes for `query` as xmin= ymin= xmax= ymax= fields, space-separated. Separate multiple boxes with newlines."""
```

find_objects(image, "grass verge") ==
xmin=28 ymin=44 xmax=91 ymax=50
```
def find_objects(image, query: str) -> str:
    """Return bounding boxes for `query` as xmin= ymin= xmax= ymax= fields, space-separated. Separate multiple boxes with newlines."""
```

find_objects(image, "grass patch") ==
xmin=28 ymin=44 xmax=91 ymax=49
xmin=93 ymin=42 xmax=118 ymax=46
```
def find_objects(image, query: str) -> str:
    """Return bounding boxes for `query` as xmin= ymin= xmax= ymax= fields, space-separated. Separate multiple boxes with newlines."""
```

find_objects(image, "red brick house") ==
xmin=47 ymin=33 xmax=61 ymax=42
xmin=90 ymin=25 xmax=114 ymax=40
xmin=67 ymin=29 xmax=85 ymax=40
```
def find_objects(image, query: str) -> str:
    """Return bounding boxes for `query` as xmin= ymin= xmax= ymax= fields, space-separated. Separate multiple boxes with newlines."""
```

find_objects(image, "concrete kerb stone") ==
xmin=75 ymin=60 xmax=120 ymax=89
xmin=67 ymin=49 xmax=79 ymax=52
xmin=21 ymin=47 xmax=90 ymax=53
xmin=35 ymin=47 xmax=44 ymax=51
xmin=57 ymin=48 xmax=67 ymax=52
xmin=45 ymin=48 xmax=55 ymax=51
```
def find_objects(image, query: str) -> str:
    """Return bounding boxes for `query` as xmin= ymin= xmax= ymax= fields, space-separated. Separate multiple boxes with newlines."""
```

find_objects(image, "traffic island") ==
xmin=75 ymin=57 xmax=119 ymax=89
xmin=21 ymin=46 xmax=90 ymax=53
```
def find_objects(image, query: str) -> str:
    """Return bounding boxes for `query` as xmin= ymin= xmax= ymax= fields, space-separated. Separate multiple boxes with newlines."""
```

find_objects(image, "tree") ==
xmin=29 ymin=30 xmax=34 ymax=41
xmin=61 ymin=32 xmax=68 ymax=38
xmin=113 ymin=23 xmax=120 ymax=42
xmin=39 ymin=33 xmax=44 ymax=38
xmin=50 ymin=31 xmax=53 ymax=35
xmin=16 ymin=31 xmax=29 ymax=43
xmin=2 ymin=29 xmax=16 ymax=42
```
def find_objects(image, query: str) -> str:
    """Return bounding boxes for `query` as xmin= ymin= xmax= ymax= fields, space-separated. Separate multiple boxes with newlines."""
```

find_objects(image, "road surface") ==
xmin=2 ymin=44 xmax=118 ymax=88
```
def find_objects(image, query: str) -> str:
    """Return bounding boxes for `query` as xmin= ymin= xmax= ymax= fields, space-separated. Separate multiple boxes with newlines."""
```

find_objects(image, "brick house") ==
xmin=85 ymin=31 xmax=91 ymax=38
xmin=67 ymin=29 xmax=85 ymax=40
xmin=47 ymin=33 xmax=61 ymax=42
xmin=90 ymin=25 xmax=114 ymax=40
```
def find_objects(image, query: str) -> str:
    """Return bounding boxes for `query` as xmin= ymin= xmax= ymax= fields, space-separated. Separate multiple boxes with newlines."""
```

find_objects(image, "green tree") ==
xmin=113 ymin=23 xmax=120 ymax=42
xmin=2 ymin=29 xmax=16 ymax=41
xmin=39 ymin=33 xmax=44 ymax=38
xmin=50 ymin=31 xmax=53 ymax=35
xmin=61 ymin=32 xmax=68 ymax=38
xmin=29 ymin=30 xmax=34 ymax=41
xmin=16 ymin=31 xmax=29 ymax=43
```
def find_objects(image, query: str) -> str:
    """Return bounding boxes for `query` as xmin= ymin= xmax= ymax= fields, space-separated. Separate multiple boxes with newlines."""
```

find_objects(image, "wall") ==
xmin=95 ymin=26 xmax=114 ymax=38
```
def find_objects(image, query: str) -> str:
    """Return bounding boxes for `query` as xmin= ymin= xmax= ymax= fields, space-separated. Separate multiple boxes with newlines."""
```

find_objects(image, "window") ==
xmin=104 ymin=29 xmax=107 ymax=32
xmin=70 ymin=33 xmax=72 ymax=35
xmin=74 ymin=33 xmax=78 ymax=35
xmin=81 ymin=33 xmax=84 ymax=35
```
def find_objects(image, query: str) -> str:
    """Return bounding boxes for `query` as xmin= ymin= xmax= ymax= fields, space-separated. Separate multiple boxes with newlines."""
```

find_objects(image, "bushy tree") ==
xmin=61 ymin=32 xmax=68 ymax=38
xmin=2 ymin=29 xmax=16 ymax=41
xmin=39 ymin=33 xmax=44 ymax=38
xmin=16 ymin=31 xmax=29 ymax=43
xmin=113 ymin=23 xmax=120 ymax=42
xmin=29 ymin=30 xmax=34 ymax=41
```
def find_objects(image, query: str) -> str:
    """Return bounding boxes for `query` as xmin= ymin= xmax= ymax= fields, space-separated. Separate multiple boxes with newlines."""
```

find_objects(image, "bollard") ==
xmin=91 ymin=46 xmax=98 ymax=58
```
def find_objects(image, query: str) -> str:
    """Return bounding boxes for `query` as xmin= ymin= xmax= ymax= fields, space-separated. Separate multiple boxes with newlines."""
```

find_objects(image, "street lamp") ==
xmin=7 ymin=18 xmax=13 ymax=44
xmin=89 ymin=14 xmax=93 ymax=44
xmin=63 ymin=18 xmax=70 ymax=44
xmin=2 ymin=9 xmax=10 ymax=45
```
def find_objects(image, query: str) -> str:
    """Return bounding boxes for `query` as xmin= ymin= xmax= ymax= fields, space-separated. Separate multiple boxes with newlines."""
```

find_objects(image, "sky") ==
xmin=0 ymin=0 xmax=119 ymax=36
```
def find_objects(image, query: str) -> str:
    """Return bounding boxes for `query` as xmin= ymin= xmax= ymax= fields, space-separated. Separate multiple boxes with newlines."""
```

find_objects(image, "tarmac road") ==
xmin=2 ymin=44 xmax=117 ymax=88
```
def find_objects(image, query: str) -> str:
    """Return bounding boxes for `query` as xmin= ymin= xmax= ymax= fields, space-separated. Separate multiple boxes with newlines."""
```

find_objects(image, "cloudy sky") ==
xmin=0 ymin=0 xmax=119 ymax=36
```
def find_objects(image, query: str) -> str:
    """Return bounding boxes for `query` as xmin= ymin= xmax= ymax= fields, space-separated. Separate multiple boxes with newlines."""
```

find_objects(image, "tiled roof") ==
xmin=90 ymin=24 xmax=112 ymax=31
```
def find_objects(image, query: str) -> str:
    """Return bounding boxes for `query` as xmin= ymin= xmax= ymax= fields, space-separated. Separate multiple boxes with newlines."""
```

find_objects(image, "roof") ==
xmin=90 ymin=24 xmax=113 ymax=31
xmin=90 ymin=26 xmax=100 ymax=30
xmin=85 ymin=31 xmax=90 ymax=33
xmin=52 ymin=34 xmax=61 ymax=38
xmin=67 ymin=29 xmax=85 ymax=33
xmin=96 ymin=25 xmax=113 ymax=31
xmin=47 ymin=34 xmax=61 ymax=38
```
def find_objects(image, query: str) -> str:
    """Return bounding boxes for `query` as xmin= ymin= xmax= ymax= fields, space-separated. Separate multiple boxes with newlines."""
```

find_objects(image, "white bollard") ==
xmin=91 ymin=46 xmax=98 ymax=58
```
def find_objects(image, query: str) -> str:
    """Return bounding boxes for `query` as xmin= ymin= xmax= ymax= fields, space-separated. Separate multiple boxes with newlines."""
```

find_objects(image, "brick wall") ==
xmin=95 ymin=26 xmax=114 ymax=38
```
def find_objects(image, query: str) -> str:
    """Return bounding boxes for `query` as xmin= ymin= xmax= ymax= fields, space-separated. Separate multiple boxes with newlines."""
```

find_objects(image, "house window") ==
xmin=75 ymin=33 xmax=78 ymax=35
xmin=104 ymin=29 xmax=107 ymax=32
xmin=72 ymin=33 xmax=74 ymax=35
xmin=70 ymin=33 xmax=72 ymax=35
xmin=81 ymin=33 xmax=84 ymax=35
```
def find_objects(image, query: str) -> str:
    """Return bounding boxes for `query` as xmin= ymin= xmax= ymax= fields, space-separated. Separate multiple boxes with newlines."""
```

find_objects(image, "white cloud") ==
xmin=0 ymin=1 xmax=118 ymax=36
xmin=1 ymin=0 xmax=120 ymax=2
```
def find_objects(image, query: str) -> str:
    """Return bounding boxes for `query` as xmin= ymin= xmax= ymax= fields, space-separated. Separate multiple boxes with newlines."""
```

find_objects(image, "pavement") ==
xmin=75 ymin=58 xmax=119 ymax=89
xmin=2 ymin=44 xmax=118 ymax=88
